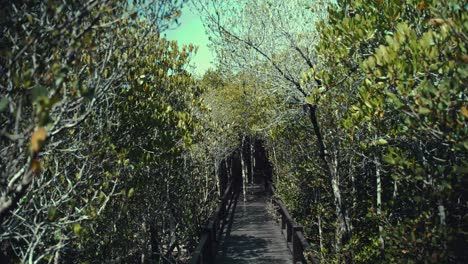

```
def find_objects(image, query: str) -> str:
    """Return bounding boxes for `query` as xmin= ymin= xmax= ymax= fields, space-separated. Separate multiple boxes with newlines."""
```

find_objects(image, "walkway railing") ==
xmin=189 ymin=181 xmax=239 ymax=264
xmin=267 ymin=181 xmax=320 ymax=264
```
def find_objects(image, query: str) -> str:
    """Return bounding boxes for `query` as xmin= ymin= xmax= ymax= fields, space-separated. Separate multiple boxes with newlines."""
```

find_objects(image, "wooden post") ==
xmin=201 ymin=226 xmax=210 ymax=264
xmin=201 ymin=223 xmax=216 ymax=264
xmin=209 ymin=222 xmax=216 ymax=262
xmin=281 ymin=213 xmax=286 ymax=230
xmin=213 ymin=219 xmax=219 ymax=243
xmin=219 ymin=198 xmax=225 ymax=218
xmin=293 ymin=225 xmax=304 ymax=263
xmin=287 ymin=222 xmax=292 ymax=243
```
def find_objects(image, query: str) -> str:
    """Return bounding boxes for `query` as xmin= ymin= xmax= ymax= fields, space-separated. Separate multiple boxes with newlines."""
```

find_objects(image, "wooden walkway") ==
xmin=216 ymin=184 xmax=293 ymax=263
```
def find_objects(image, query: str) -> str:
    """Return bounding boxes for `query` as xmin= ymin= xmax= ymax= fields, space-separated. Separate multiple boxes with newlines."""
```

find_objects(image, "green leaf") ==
xmin=73 ymin=223 xmax=82 ymax=236
xmin=48 ymin=207 xmax=57 ymax=221
xmin=305 ymin=95 xmax=314 ymax=105
xmin=128 ymin=187 xmax=135 ymax=198
xmin=364 ymin=100 xmax=372 ymax=108
xmin=376 ymin=139 xmax=388 ymax=145
xmin=98 ymin=191 xmax=105 ymax=202
xmin=418 ymin=107 xmax=431 ymax=114
xmin=454 ymin=164 xmax=468 ymax=174
xmin=0 ymin=97 xmax=8 ymax=112
xmin=365 ymin=79 xmax=372 ymax=86
xmin=383 ymin=155 xmax=396 ymax=165
xmin=32 ymin=85 xmax=48 ymax=102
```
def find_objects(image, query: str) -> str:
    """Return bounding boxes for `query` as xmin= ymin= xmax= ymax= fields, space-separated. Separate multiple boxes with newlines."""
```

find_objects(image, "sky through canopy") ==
xmin=164 ymin=4 xmax=214 ymax=77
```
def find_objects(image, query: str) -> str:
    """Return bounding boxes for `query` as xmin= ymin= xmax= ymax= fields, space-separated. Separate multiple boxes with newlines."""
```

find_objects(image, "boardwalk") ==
xmin=216 ymin=184 xmax=292 ymax=264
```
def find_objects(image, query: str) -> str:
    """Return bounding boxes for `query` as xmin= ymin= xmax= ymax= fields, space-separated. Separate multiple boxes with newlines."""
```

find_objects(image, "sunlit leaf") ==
xmin=31 ymin=127 xmax=47 ymax=153
xmin=128 ymin=187 xmax=135 ymax=198
xmin=418 ymin=107 xmax=431 ymax=114
xmin=383 ymin=155 xmax=396 ymax=165
xmin=429 ymin=18 xmax=445 ymax=26
xmin=376 ymin=139 xmax=388 ymax=145
xmin=73 ymin=223 xmax=82 ymax=236
xmin=461 ymin=106 xmax=468 ymax=118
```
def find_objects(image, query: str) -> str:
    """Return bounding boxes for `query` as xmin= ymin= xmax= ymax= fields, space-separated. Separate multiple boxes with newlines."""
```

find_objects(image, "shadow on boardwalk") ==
xmin=216 ymin=184 xmax=292 ymax=264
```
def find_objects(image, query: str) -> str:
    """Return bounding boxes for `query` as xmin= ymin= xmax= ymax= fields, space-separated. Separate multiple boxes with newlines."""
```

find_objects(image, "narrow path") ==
xmin=216 ymin=184 xmax=292 ymax=264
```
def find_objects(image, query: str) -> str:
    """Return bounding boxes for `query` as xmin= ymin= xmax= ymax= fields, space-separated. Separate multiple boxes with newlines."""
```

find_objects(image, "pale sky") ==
xmin=164 ymin=5 xmax=214 ymax=77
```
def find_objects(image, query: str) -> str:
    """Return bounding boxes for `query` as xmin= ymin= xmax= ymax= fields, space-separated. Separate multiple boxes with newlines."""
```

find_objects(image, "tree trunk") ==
xmin=250 ymin=139 xmax=255 ymax=184
xmin=375 ymin=154 xmax=384 ymax=253
xmin=307 ymin=104 xmax=350 ymax=260
xmin=330 ymin=158 xmax=345 ymax=253
xmin=215 ymin=159 xmax=220 ymax=196
xmin=226 ymin=158 xmax=231 ymax=183
xmin=205 ymin=158 xmax=209 ymax=201
xmin=241 ymin=135 xmax=247 ymax=202
xmin=316 ymin=189 xmax=324 ymax=254
xmin=318 ymin=213 xmax=324 ymax=253
xmin=438 ymin=202 xmax=446 ymax=225
xmin=272 ymin=144 xmax=279 ymax=183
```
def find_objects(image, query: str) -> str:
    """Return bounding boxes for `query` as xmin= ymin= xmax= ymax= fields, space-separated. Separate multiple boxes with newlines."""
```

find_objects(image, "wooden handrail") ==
xmin=269 ymin=182 xmax=320 ymax=264
xmin=189 ymin=180 xmax=239 ymax=264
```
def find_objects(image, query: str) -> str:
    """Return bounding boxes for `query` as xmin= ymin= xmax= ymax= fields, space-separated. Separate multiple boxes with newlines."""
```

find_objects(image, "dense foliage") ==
xmin=197 ymin=0 xmax=467 ymax=263
xmin=0 ymin=1 xmax=220 ymax=262
xmin=307 ymin=1 xmax=467 ymax=262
